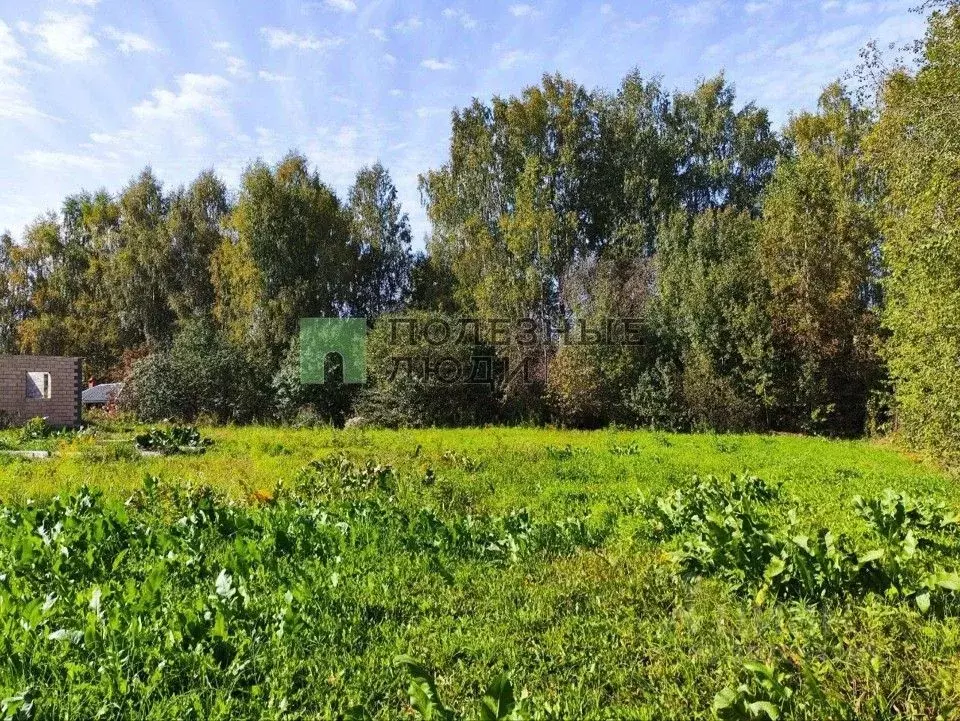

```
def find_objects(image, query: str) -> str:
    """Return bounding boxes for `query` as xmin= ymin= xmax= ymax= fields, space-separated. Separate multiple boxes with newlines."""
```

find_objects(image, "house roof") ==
xmin=82 ymin=383 xmax=123 ymax=404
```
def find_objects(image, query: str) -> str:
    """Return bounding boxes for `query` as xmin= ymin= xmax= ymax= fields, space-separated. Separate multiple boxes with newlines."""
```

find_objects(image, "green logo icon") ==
xmin=299 ymin=318 xmax=367 ymax=384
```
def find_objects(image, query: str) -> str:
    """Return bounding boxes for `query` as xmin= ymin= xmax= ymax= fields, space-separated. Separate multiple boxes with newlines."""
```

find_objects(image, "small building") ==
xmin=82 ymin=382 xmax=123 ymax=409
xmin=0 ymin=355 xmax=83 ymax=427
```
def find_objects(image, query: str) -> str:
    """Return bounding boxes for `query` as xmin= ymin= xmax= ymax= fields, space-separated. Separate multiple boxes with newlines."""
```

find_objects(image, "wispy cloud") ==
xmin=0 ymin=20 xmax=50 ymax=121
xmin=225 ymin=56 xmax=251 ymax=78
xmin=442 ymin=8 xmax=477 ymax=29
xmin=393 ymin=17 xmax=423 ymax=33
xmin=498 ymin=49 xmax=535 ymax=69
xmin=0 ymin=20 xmax=25 ymax=65
xmin=421 ymin=58 xmax=456 ymax=71
xmin=19 ymin=149 xmax=106 ymax=172
xmin=103 ymin=26 xmax=158 ymax=54
xmin=669 ymin=0 xmax=726 ymax=26
xmin=416 ymin=106 xmax=446 ymax=118
xmin=258 ymin=70 xmax=291 ymax=82
xmin=132 ymin=74 xmax=231 ymax=121
xmin=260 ymin=27 xmax=344 ymax=51
xmin=324 ymin=0 xmax=357 ymax=11
xmin=19 ymin=12 xmax=99 ymax=63
xmin=509 ymin=4 xmax=539 ymax=17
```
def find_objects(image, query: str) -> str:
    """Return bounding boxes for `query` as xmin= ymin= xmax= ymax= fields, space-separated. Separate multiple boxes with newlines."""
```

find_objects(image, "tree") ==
xmin=166 ymin=171 xmax=228 ymax=322
xmin=108 ymin=169 xmax=175 ymax=348
xmin=868 ymin=4 xmax=960 ymax=461
xmin=0 ymin=232 xmax=19 ymax=353
xmin=760 ymin=83 xmax=882 ymax=434
xmin=420 ymin=74 xmax=600 ymax=326
xmin=218 ymin=153 xmax=353 ymax=366
xmin=347 ymin=163 xmax=413 ymax=318
xmin=655 ymin=209 xmax=777 ymax=431
xmin=669 ymin=75 xmax=780 ymax=216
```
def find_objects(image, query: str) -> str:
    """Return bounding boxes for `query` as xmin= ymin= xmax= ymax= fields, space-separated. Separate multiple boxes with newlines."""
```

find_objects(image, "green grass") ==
xmin=0 ymin=425 xmax=958 ymax=719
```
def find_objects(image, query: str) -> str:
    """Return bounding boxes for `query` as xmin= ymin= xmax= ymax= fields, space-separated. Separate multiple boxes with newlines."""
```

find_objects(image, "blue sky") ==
xmin=0 ymin=0 xmax=925 ymax=245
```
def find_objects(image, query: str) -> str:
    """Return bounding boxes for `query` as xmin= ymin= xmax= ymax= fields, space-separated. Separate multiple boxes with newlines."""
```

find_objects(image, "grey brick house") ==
xmin=0 ymin=355 xmax=83 ymax=427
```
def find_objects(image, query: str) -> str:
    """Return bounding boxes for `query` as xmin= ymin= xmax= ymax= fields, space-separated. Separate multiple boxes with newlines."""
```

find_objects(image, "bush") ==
xmin=353 ymin=311 xmax=498 ymax=427
xmin=20 ymin=416 xmax=53 ymax=443
xmin=625 ymin=358 xmax=688 ymax=431
xmin=135 ymin=425 xmax=213 ymax=454
xmin=271 ymin=337 xmax=356 ymax=425
xmin=123 ymin=320 xmax=269 ymax=423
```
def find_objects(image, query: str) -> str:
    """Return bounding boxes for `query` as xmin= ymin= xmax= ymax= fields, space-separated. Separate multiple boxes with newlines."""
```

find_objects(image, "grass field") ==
xmin=0 ymin=424 xmax=958 ymax=719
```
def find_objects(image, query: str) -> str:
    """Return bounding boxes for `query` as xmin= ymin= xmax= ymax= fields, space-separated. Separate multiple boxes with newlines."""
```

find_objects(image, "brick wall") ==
xmin=0 ymin=356 xmax=82 ymax=427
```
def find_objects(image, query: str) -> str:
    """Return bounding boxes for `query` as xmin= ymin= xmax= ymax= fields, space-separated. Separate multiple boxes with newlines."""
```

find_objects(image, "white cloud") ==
xmin=498 ymin=49 xmax=535 ymax=69
xmin=421 ymin=58 xmax=456 ymax=70
xmin=393 ymin=17 xmax=423 ymax=33
xmin=258 ymin=69 xmax=291 ymax=82
xmin=623 ymin=16 xmax=659 ymax=31
xmin=416 ymin=106 xmax=446 ymax=118
xmin=442 ymin=8 xmax=477 ymax=29
xmin=369 ymin=28 xmax=387 ymax=41
xmin=745 ymin=0 xmax=777 ymax=13
xmin=18 ymin=150 xmax=105 ymax=172
xmin=132 ymin=74 xmax=231 ymax=121
xmin=19 ymin=12 xmax=99 ymax=63
xmin=103 ymin=27 xmax=158 ymax=54
xmin=669 ymin=0 xmax=725 ymax=26
xmin=324 ymin=0 xmax=357 ymax=10
xmin=225 ymin=56 xmax=251 ymax=78
xmin=509 ymin=4 xmax=538 ymax=17
xmin=66 ymin=0 xmax=100 ymax=6
xmin=600 ymin=3 xmax=613 ymax=15
xmin=0 ymin=20 xmax=49 ymax=121
xmin=0 ymin=20 xmax=25 ymax=65
xmin=213 ymin=40 xmax=232 ymax=52
xmin=383 ymin=53 xmax=397 ymax=65
xmin=334 ymin=125 xmax=358 ymax=147
xmin=260 ymin=27 xmax=344 ymax=51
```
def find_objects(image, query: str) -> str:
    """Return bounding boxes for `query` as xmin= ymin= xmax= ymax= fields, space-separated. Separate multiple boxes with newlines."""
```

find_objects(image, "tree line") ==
xmin=1 ymin=5 xmax=958 ymax=463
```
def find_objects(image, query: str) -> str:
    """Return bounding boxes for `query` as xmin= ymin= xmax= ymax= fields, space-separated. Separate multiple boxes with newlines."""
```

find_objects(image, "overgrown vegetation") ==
xmin=0 ymin=426 xmax=958 ymax=718
xmin=134 ymin=425 xmax=213 ymax=455
xmin=2 ymin=6 xmax=958 ymax=464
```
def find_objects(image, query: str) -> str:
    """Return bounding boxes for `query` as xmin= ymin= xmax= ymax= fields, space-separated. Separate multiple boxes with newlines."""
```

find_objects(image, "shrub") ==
xmin=271 ymin=337 xmax=356 ymax=425
xmin=353 ymin=311 xmax=498 ymax=427
xmin=124 ymin=320 xmax=269 ymax=423
xmin=135 ymin=425 xmax=213 ymax=454
xmin=624 ymin=358 xmax=688 ymax=431
xmin=19 ymin=416 xmax=53 ymax=443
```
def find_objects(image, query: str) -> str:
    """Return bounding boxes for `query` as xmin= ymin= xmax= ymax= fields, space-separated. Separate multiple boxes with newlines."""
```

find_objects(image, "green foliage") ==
xmin=760 ymin=84 xmax=882 ymax=436
xmin=349 ymin=163 xmax=414 ymax=318
xmin=395 ymin=657 xmax=522 ymax=721
xmin=869 ymin=5 xmax=960 ymax=464
xmin=353 ymin=311 xmax=498 ymax=427
xmin=655 ymin=209 xmax=777 ymax=432
xmin=124 ymin=320 xmax=269 ymax=423
xmin=0 ymin=426 xmax=958 ymax=717
xmin=19 ymin=416 xmax=53 ymax=443
xmin=645 ymin=475 xmax=960 ymax=611
xmin=134 ymin=425 xmax=212 ymax=454
xmin=271 ymin=337 xmax=356 ymax=425
xmin=712 ymin=661 xmax=795 ymax=721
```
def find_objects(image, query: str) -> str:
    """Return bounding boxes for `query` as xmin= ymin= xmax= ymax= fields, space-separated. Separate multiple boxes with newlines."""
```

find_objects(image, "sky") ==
xmin=0 ymin=0 xmax=927 ymax=247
